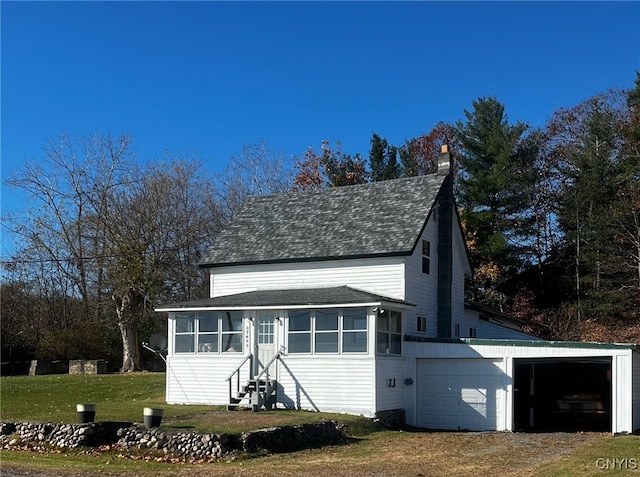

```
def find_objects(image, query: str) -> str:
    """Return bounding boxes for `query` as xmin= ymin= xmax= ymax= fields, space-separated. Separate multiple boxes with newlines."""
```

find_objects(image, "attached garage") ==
xmin=406 ymin=339 xmax=639 ymax=434
xmin=416 ymin=358 xmax=505 ymax=431
xmin=513 ymin=357 xmax=612 ymax=433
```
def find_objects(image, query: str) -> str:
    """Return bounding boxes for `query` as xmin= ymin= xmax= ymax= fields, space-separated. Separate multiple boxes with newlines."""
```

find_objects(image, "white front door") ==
xmin=254 ymin=311 xmax=277 ymax=376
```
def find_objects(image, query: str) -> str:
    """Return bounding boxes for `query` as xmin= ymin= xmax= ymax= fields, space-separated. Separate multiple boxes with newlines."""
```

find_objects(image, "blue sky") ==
xmin=2 ymin=1 xmax=639 ymax=258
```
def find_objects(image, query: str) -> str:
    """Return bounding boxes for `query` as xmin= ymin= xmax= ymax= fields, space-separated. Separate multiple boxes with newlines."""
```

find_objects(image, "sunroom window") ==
xmin=314 ymin=308 xmax=339 ymax=353
xmin=197 ymin=311 xmax=218 ymax=352
xmin=377 ymin=309 xmax=402 ymax=355
xmin=342 ymin=308 xmax=367 ymax=352
xmin=175 ymin=313 xmax=195 ymax=353
xmin=287 ymin=307 xmax=368 ymax=354
xmin=288 ymin=309 xmax=312 ymax=353
xmin=174 ymin=311 xmax=243 ymax=354
xmin=221 ymin=311 xmax=243 ymax=352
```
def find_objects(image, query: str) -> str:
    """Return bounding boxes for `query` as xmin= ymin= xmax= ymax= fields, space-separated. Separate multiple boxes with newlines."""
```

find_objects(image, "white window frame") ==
xmin=173 ymin=311 xmax=243 ymax=354
xmin=174 ymin=312 xmax=196 ymax=353
xmin=376 ymin=309 xmax=402 ymax=355
xmin=287 ymin=307 xmax=368 ymax=355
xmin=287 ymin=309 xmax=312 ymax=354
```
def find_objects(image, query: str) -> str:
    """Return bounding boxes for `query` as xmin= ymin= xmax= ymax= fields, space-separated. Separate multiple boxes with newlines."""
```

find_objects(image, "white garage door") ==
xmin=416 ymin=358 xmax=505 ymax=431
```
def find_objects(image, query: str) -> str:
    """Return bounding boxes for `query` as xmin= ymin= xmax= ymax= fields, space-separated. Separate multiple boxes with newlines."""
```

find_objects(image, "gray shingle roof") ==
xmin=156 ymin=286 xmax=414 ymax=310
xmin=200 ymin=174 xmax=446 ymax=267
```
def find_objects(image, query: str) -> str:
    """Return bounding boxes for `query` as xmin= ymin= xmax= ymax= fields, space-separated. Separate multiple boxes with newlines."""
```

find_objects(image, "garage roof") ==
xmin=405 ymin=335 xmax=638 ymax=350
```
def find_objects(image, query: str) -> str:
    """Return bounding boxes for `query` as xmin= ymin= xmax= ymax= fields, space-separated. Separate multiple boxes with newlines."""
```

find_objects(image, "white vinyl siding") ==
xmin=167 ymin=354 xmax=250 ymax=404
xmin=375 ymin=357 xmax=405 ymax=411
xmin=167 ymin=352 xmax=377 ymax=415
xmin=404 ymin=216 xmax=439 ymax=338
xmin=633 ymin=351 xmax=640 ymax=432
xmin=275 ymin=355 xmax=375 ymax=416
xmin=210 ymin=258 xmax=405 ymax=301
xmin=459 ymin=309 xmax=542 ymax=341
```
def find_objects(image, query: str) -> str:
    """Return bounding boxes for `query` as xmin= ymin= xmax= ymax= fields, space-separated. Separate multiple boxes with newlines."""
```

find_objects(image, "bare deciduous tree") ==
xmin=4 ymin=133 xmax=225 ymax=371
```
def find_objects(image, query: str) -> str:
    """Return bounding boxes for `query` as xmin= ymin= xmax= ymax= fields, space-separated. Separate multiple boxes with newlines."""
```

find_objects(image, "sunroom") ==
xmin=156 ymin=286 xmax=413 ymax=415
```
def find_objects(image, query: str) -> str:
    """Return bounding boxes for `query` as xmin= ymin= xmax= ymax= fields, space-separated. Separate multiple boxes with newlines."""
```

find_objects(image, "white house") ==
xmin=156 ymin=147 xmax=640 ymax=434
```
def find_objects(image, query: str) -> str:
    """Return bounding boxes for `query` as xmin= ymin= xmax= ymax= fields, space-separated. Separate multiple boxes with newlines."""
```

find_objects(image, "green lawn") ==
xmin=1 ymin=372 xmax=190 ymax=424
xmin=0 ymin=372 xmax=375 ymax=434
xmin=1 ymin=373 xmax=638 ymax=477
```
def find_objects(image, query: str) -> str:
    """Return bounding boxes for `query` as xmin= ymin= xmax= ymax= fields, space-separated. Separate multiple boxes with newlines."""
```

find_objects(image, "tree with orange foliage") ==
xmin=293 ymin=140 xmax=368 ymax=190
xmin=400 ymin=122 xmax=460 ymax=177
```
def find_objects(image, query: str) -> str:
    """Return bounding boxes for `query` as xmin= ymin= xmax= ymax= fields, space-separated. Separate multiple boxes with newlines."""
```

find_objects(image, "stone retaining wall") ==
xmin=68 ymin=359 xmax=107 ymax=375
xmin=0 ymin=420 xmax=345 ymax=460
xmin=374 ymin=409 xmax=406 ymax=430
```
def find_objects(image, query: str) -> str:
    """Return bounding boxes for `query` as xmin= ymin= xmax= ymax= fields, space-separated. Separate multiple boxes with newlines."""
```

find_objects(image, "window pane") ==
xmin=221 ymin=311 xmax=243 ymax=331
xmin=222 ymin=333 xmax=242 ymax=352
xmin=422 ymin=240 xmax=430 ymax=256
xmin=390 ymin=311 xmax=402 ymax=333
xmin=289 ymin=310 xmax=311 ymax=331
xmin=343 ymin=331 xmax=367 ymax=353
xmin=199 ymin=312 xmax=217 ymax=332
xmin=315 ymin=332 xmax=338 ymax=353
xmin=422 ymin=256 xmax=430 ymax=274
xmin=390 ymin=334 xmax=402 ymax=355
xmin=258 ymin=319 xmax=274 ymax=344
xmin=198 ymin=334 xmax=218 ymax=353
xmin=343 ymin=308 xmax=367 ymax=330
xmin=377 ymin=331 xmax=389 ymax=354
xmin=175 ymin=334 xmax=194 ymax=353
xmin=175 ymin=314 xmax=195 ymax=333
xmin=377 ymin=314 xmax=389 ymax=332
xmin=315 ymin=309 xmax=338 ymax=331
xmin=288 ymin=333 xmax=311 ymax=353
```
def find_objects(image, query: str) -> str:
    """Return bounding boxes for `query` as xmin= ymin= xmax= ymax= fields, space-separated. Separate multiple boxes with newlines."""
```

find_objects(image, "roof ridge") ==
xmin=247 ymin=174 xmax=444 ymax=202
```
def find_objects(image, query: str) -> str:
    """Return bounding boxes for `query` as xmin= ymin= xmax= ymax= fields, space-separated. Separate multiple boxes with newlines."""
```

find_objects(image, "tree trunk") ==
xmin=113 ymin=289 xmax=143 ymax=372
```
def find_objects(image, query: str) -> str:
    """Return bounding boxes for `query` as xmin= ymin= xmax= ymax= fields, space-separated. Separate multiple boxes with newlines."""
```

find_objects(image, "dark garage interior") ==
xmin=513 ymin=357 xmax=612 ymax=432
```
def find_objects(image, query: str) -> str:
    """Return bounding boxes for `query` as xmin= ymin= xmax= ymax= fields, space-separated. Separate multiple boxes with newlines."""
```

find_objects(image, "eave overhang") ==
xmin=155 ymin=286 xmax=415 ymax=313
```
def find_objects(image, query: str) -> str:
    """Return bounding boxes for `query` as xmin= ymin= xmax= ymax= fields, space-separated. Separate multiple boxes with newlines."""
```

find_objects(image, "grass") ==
xmin=0 ymin=372 xmax=377 ymax=434
xmin=1 ymin=373 xmax=638 ymax=476
xmin=1 ymin=372 xmax=206 ymax=425
xmin=535 ymin=434 xmax=640 ymax=476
